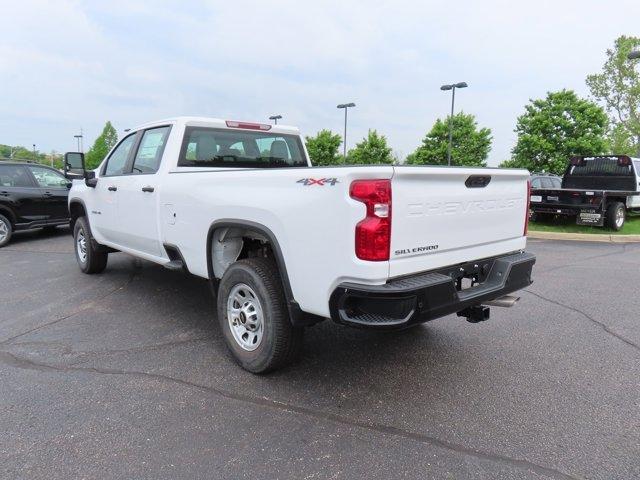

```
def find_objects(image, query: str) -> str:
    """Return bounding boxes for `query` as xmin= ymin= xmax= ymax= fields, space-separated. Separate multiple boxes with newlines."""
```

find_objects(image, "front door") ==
xmin=27 ymin=165 xmax=70 ymax=223
xmin=90 ymin=133 xmax=138 ymax=245
xmin=115 ymin=126 xmax=171 ymax=257
xmin=0 ymin=164 xmax=45 ymax=228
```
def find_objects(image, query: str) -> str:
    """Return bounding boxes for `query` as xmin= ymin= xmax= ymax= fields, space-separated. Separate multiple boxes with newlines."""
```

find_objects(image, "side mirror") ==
xmin=85 ymin=171 xmax=98 ymax=188
xmin=64 ymin=152 xmax=86 ymax=178
xmin=64 ymin=152 xmax=97 ymax=188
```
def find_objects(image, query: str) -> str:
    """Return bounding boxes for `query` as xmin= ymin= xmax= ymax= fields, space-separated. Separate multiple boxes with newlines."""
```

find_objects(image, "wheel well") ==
xmin=0 ymin=206 xmax=16 ymax=226
xmin=210 ymin=226 xmax=277 ymax=279
xmin=606 ymin=197 xmax=626 ymax=207
xmin=207 ymin=221 xmax=325 ymax=328
xmin=69 ymin=201 xmax=86 ymax=230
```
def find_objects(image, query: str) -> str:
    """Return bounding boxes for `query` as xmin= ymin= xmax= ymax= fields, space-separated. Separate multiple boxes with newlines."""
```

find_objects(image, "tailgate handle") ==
xmin=465 ymin=175 xmax=491 ymax=188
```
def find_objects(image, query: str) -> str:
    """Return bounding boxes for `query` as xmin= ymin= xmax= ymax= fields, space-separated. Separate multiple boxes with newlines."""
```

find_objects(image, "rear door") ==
xmin=27 ymin=165 xmax=70 ymax=222
xmin=115 ymin=125 xmax=171 ymax=256
xmin=0 ymin=164 xmax=45 ymax=227
xmin=389 ymin=166 xmax=528 ymax=277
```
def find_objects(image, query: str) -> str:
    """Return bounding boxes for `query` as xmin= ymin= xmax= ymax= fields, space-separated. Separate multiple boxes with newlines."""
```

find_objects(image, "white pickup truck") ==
xmin=64 ymin=117 xmax=535 ymax=373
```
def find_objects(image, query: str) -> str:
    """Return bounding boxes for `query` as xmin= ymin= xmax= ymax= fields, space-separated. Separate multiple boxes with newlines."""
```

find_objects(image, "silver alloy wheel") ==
xmin=0 ymin=218 xmax=8 ymax=243
xmin=227 ymin=283 xmax=264 ymax=351
xmin=616 ymin=207 xmax=624 ymax=228
xmin=76 ymin=229 xmax=87 ymax=263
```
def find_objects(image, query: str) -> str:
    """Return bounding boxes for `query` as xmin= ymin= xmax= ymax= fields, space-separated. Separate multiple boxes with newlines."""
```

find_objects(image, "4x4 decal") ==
xmin=297 ymin=178 xmax=340 ymax=186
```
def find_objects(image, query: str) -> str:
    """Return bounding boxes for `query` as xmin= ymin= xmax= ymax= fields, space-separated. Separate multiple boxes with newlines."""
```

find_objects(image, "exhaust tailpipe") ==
xmin=484 ymin=295 xmax=520 ymax=308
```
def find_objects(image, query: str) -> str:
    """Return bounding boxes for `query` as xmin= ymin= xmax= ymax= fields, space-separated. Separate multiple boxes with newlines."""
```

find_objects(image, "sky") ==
xmin=1 ymin=0 xmax=639 ymax=165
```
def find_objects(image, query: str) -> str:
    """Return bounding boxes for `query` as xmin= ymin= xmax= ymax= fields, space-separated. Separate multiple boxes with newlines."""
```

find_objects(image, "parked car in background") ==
xmin=529 ymin=155 xmax=640 ymax=230
xmin=530 ymin=173 xmax=562 ymax=190
xmin=63 ymin=116 xmax=535 ymax=373
xmin=0 ymin=161 xmax=71 ymax=247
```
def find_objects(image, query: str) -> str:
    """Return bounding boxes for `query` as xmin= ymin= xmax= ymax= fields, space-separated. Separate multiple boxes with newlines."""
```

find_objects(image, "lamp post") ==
xmin=74 ymin=130 xmax=83 ymax=152
xmin=440 ymin=82 xmax=468 ymax=166
xmin=628 ymin=51 xmax=640 ymax=155
xmin=269 ymin=115 xmax=282 ymax=125
xmin=337 ymin=102 xmax=356 ymax=160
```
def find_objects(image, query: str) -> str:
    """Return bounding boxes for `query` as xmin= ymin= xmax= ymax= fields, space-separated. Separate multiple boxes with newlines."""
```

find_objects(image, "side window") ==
xmin=104 ymin=134 xmax=137 ymax=176
xmin=551 ymin=177 xmax=562 ymax=188
xmin=0 ymin=165 xmax=34 ymax=188
xmin=29 ymin=166 xmax=68 ymax=188
xmin=132 ymin=126 xmax=170 ymax=174
xmin=531 ymin=178 xmax=541 ymax=188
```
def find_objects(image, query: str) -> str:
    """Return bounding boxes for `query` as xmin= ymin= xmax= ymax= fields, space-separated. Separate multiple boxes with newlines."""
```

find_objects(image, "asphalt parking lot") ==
xmin=1 ymin=228 xmax=639 ymax=480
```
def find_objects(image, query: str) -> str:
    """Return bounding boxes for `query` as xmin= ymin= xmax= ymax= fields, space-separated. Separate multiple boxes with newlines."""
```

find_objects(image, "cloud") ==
xmin=1 ymin=0 xmax=639 ymax=161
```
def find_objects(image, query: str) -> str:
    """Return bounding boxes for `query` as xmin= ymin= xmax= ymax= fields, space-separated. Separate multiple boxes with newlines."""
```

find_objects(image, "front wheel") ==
xmin=605 ymin=202 xmax=626 ymax=231
xmin=74 ymin=216 xmax=108 ymax=274
xmin=217 ymin=257 xmax=303 ymax=373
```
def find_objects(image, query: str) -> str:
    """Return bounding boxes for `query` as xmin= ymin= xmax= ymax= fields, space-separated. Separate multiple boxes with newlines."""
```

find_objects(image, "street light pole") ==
xmin=628 ymin=51 xmax=640 ymax=155
xmin=337 ymin=102 xmax=355 ymax=160
xmin=269 ymin=115 xmax=282 ymax=125
xmin=440 ymin=82 xmax=468 ymax=166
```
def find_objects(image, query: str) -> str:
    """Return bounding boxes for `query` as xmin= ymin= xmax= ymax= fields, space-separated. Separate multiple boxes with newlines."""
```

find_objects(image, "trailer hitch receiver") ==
xmin=457 ymin=305 xmax=490 ymax=323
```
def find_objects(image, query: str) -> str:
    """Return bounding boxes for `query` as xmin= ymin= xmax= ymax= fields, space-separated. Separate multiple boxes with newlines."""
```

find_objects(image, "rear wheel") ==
xmin=74 ymin=216 xmax=108 ymax=274
xmin=0 ymin=214 xmax=12 ymax=248
xmin=217 ymin=257 xmax=303 ymax=373
xmin=605 ymin=202 xmax=625 ymax=231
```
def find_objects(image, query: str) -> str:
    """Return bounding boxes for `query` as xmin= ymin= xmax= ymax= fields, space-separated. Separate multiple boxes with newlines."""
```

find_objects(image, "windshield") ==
xmin=178 ymin=127 xmax=308 ymax=168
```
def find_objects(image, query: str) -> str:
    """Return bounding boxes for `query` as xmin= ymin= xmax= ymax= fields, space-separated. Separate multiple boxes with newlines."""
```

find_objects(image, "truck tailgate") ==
xmin=389 ymin=167 xmax=528 ymax=278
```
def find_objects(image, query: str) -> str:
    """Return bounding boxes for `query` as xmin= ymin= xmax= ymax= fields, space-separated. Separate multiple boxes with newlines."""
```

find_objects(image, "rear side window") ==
xmin=29 ymin=166 xmax=68 ymax=188
xmin=104 ymin=134 xmax=137 ymax=176
xmin=550 ymin=177 xmax=561 ymax=188
xmin=634 ymin=161 xmax=640 ymax=176
xmin=0 ymin=165 xmax=34 ymax=188
xmin=132 ymin=126 xmax=170 ymax=174
xmin=178 ymin=127 xmax=307 ymax=168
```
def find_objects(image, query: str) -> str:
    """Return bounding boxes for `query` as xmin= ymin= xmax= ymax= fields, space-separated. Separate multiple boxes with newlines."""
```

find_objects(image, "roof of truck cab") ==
xmin=130 ymin=116 xmax=300 ymax=135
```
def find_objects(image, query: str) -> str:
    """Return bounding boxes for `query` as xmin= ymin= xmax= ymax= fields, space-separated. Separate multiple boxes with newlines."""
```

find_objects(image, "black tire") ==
xmin=605 ymin=202 xmax=626 ymax=231
xmin=73 ymin=216 xmax=108 ymax=274
xmin=217 ymin=257 xmax=303 ymax=373
xmin=0 ymin=214 xmax=13 ymax=248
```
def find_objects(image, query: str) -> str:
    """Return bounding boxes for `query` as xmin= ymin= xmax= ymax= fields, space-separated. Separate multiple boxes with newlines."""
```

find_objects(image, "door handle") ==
xmin=43 ymin=191 xmax=53 ymax=197
xmin=0 ymin=191 xmax=8 ymax=196
xmin=108 ymin=186 xmax=117 ymax=192
xmin=141 ymin=186 xmax=155 ymax=193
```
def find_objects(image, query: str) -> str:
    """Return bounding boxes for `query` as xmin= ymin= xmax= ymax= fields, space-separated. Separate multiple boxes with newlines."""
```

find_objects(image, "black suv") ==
xmin=0 ymin=161 xmax=71 ymax=247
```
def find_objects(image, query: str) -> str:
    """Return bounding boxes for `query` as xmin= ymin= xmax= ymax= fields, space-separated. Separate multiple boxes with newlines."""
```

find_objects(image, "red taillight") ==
xmin=350 ymin=179 xmax=392 ymax=261
xmin=524 ymin=179 xmax=531 ymax=236
xmin=225 ymin=120 xmax=272 ymax=131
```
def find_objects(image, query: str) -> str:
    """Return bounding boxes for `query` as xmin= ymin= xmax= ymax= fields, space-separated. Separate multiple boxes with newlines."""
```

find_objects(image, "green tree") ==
xmin=346 ymin=129 xmax=393 ymax=165
xmin=406 ymin=112 xmax=491 ymax=167
xmin=509 ymin=90 xmax=608 ymax=174
xmin=85 ymin=121 xmax=118 ymax=169
xmin=586 ymin=35 xmax=640 ymax=156
xmin=305 ymin=129 xmax=342 ymax=166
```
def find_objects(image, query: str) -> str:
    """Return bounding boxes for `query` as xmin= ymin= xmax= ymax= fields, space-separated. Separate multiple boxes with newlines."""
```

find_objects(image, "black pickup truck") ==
xmin=530 ymin=155 xmax=640 ymax=230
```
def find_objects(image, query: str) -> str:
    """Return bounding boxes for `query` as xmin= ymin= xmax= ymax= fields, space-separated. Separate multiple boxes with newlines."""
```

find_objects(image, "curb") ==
xmin=528 ymin=230 xmax=640 ymax=243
